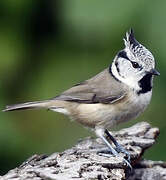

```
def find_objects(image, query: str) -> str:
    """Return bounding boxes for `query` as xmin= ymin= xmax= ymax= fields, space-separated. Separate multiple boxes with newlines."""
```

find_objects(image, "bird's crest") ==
xmin=123 ymin=28 xmax=155 ymax=68
xmin=124 ymin=28 xmax=140 ymax=49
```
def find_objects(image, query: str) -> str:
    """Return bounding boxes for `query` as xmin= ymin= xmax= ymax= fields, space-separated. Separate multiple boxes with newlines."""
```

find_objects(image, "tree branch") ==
xmin=2 ymin=122 xmax=166 ymax=180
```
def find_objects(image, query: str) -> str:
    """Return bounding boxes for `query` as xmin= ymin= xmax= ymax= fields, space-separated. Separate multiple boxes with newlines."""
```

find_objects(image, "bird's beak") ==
xmin=149 ymin=68 xmax=160 ymax=76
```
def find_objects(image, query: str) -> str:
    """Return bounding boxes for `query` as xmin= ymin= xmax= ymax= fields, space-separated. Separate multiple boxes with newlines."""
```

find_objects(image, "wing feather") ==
xmin=55 ymin=68 xmax=128 ymax=104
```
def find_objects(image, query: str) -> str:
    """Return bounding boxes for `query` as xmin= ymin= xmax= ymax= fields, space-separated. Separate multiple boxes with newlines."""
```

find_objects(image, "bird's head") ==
xmin=111 ymin=29 xmax=160 ymax=91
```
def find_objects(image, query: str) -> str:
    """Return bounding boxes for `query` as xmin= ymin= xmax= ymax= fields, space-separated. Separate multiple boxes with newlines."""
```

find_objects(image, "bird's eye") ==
xmin=131 ymin=62 xmax=140 ymax=68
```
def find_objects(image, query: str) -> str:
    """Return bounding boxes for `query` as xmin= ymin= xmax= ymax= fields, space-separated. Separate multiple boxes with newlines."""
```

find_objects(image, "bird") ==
xmin=3 ymin=29 xmax=160 ymax=168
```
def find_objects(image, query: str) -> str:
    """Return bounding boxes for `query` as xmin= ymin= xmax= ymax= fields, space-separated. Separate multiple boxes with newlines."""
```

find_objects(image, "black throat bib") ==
xmin=138 ymin=74 xmax=152 ymax=95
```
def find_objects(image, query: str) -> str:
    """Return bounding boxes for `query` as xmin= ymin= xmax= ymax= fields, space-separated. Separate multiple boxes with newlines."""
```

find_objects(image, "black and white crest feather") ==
xmin=124 ymin=29 xmax=139 ymax=48
xmin=123 ymin=28 xmax=155 ymax=67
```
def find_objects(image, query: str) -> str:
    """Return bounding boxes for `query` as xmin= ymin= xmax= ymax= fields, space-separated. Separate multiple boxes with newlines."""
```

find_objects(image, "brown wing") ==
xmin=54 ymin=68 xmax=128 ymax=104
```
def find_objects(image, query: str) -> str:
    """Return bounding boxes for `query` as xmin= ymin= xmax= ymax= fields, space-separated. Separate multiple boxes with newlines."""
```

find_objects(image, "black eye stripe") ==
xmin=117 ymin=50 xmax=141 ymax=69
xmin=117 ymin=50 xmax=129 ymax=60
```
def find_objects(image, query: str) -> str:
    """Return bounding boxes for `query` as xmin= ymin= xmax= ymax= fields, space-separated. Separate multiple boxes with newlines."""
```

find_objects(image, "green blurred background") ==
xmin=0 ymin=0 xmax=165 ymax=175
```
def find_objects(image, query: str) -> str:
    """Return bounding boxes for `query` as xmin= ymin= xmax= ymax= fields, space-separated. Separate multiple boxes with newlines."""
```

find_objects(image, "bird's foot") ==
xmin=95 ymin=128 xmax=132 ymax=170
xmin=115 ymin=144 xmax=131 ymax=163
xmin=97 ymin=148 xmax=132 ymax=170
xmin=104 ymin=129 xmax=131 ymax=163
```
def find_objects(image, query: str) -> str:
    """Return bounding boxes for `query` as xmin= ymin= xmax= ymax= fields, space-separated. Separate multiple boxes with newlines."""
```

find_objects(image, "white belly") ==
xmin=73 ymin=91 xmax=152 ymax=128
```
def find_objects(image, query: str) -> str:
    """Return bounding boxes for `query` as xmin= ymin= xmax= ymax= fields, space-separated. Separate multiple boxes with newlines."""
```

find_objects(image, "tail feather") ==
xmin=2 ymin=100 xmax=51 ymax=112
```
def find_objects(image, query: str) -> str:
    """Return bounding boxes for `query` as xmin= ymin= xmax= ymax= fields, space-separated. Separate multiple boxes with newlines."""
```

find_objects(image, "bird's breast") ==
xmin=69 ymin=90 xmax=152 ymax=129
xmin=113 ymin=90 xmax=152 ymax=125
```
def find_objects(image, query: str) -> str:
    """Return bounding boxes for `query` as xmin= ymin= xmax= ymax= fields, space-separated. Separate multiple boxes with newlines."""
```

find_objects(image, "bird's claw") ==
xmin=115 ymin=145 xmax=131 ymax=163
xmin=97 ymin=149 xmax=132 ymax=170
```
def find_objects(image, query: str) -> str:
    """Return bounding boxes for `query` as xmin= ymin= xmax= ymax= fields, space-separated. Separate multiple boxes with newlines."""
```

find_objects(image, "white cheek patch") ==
xmin=112 ymin=61 xmax=141 ymax=91
xmin=119 ymin=60 xmax=131 ymax=77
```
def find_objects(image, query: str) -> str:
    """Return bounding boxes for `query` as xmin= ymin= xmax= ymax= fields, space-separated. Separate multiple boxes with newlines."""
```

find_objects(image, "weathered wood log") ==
xmin=1 ymin=122 xmax=166 ymax=180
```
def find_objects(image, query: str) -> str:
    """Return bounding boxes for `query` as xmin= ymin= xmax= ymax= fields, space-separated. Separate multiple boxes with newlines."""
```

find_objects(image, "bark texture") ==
xmin=1 ymin=122 xmax=166 ymax=180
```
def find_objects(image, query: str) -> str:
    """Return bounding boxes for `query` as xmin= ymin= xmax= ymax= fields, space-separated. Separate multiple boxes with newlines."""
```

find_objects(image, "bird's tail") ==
xmin=2 ymin=100 xmax=53 ymax=112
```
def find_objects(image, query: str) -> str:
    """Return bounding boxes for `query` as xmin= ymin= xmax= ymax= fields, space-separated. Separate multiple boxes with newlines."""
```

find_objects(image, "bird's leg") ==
xmin=95 ymin=128 xmax=119 ymax=156
xmin=105 ymin=129 xmax=130 ymax=162
xmin=95 ymin=128 xmax=132 ymax=169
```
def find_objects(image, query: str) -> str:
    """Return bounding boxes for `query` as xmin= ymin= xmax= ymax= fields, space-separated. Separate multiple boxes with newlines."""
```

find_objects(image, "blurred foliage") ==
xmin=0 ymin=0 xmax=166 ymax=175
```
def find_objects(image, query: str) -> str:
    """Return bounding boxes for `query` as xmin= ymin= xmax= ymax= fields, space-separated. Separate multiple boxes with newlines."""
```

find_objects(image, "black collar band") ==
xmin=109 ymin=64 xmax=121 ymax=82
